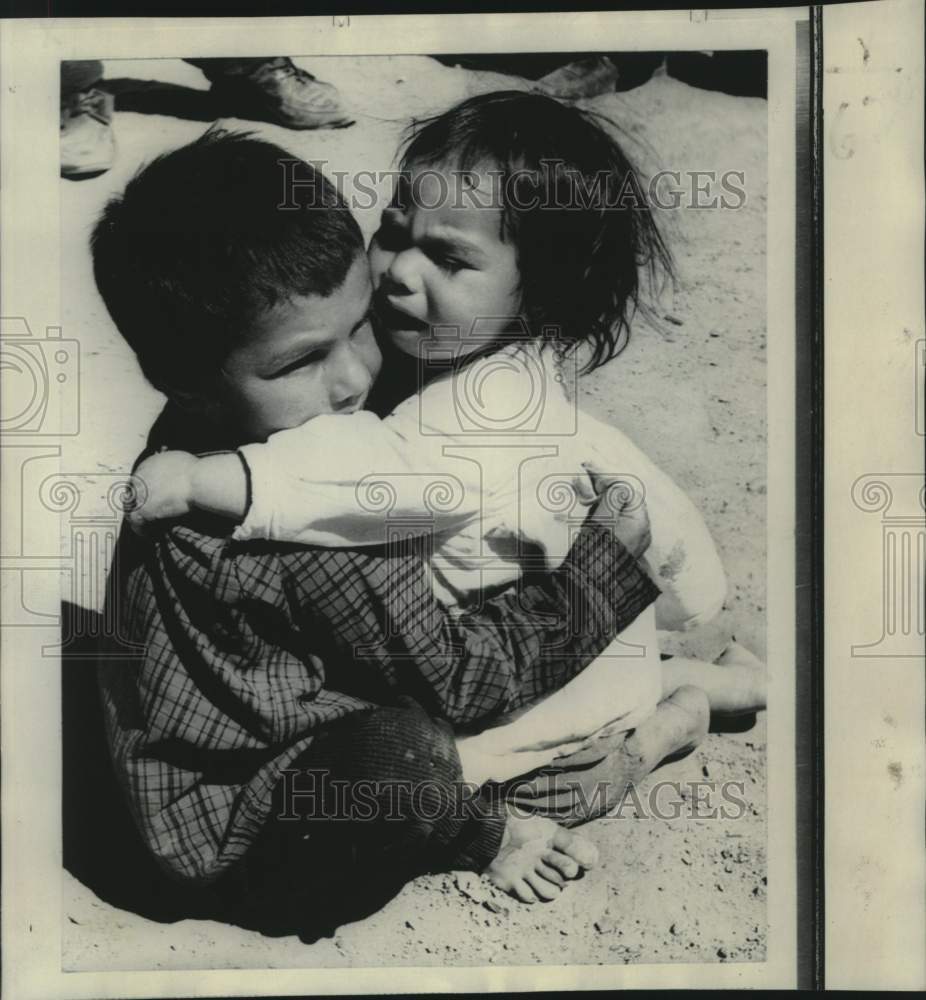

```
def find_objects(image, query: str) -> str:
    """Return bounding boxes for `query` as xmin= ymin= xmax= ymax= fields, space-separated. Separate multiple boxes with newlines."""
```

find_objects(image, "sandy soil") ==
xmin=60 ymin=54 xmax=767 ymax=970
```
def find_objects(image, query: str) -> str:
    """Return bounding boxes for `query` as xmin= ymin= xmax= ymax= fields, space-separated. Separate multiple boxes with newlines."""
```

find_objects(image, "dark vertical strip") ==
xmin=811 ymin=5 xmax=825 ymax=988
xmin=794 ymin=15 xmax=813 ymax=988
xmin=795 ymin=7 xmax=825 ymax=991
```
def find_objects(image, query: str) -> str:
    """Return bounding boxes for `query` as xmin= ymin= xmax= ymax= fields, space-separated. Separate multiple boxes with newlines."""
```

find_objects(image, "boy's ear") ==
xmin=168 ymin=383 xmax=224 ymax=423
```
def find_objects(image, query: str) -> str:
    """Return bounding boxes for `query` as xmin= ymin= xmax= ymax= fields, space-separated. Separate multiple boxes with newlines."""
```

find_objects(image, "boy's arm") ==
xmin=285 ymin=504 xmax=660 ymax=728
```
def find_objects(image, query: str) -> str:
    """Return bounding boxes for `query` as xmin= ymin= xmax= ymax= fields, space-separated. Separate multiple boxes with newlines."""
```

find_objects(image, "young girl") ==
xmin=131 ymin=92 xmax=765 ymax=784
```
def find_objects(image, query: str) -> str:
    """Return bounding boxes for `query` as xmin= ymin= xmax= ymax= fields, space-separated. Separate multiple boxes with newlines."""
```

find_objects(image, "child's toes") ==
xmin=525 ymin=871 xmax=561 ymax=902
xmin=543 ymin=848 xmax=580 ymax=880
xmin=535 ymin=860 xmax=566 ymax=887
xmin=552 ymin=827 xmax=599 ymax=868
xmin=487 ymin=865 xmax=519 ymax=897
xmin=511 ymin=879 xmax=538 ymax=904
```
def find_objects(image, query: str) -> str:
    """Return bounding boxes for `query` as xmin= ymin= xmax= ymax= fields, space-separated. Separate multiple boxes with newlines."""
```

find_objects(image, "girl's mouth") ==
xmin=374 ymin=295 xmax=429 ymax=333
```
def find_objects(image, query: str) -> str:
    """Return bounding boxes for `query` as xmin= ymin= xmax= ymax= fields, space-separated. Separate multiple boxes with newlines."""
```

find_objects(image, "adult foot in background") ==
xmin=61 ymin=60 xmax=116 ymax=180
xmin=189 ymin=57 xmax=354 ymax=130
xmin=60 ymin=56 xmax=354 ymax=180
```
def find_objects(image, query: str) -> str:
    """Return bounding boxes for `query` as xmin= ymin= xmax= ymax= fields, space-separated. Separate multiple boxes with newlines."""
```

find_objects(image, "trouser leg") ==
xmin=218 ymin=700 xmax=506 ymax=939
xmin=183 ymin=58 xmax=280 ymax=83
xmin=182 ymin=56 xmax=353 ymax=130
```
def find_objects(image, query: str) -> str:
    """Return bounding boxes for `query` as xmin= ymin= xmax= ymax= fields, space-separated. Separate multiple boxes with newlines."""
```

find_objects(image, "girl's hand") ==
xmin=127 ymin=449 xmax=199 ymax=534
xmin=578 ymin=461 xmax=652 ymax=559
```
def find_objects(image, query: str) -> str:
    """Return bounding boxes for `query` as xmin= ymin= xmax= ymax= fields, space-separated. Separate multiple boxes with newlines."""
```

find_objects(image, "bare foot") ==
xmin=661 ymin=644 xmax=766 ymax=716
xmin=486 ymin=814 xmax=598 ymax=903
xmin=712 ymin=640 xmax=767 ymax=714
xmin=623 ymin=685 xmax=710 ymax=765
xmin=508 ymin=687 xmax=710 ymax=827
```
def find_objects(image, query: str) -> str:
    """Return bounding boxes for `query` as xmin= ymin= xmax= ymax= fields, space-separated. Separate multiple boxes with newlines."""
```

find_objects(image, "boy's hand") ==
xmin=127 ymin=449 xmax=199 ymax=534
xmin=577 ymin=462 xmax=651 ymax=559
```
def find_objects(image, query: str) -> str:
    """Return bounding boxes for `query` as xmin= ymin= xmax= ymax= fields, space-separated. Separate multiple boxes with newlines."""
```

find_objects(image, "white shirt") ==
xmin=236 ymin=341 xmax=725 ymax=627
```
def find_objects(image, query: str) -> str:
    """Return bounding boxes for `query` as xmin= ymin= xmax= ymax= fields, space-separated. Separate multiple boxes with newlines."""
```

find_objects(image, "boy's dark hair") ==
xmin=91 ymin=130 xmax=365 ymax=398
xmin=400 ymin=91 xmax=673 ymax=372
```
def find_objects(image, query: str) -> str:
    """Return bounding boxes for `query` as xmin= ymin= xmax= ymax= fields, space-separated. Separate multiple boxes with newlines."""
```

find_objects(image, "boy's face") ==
xmin=368 ymin=164 xmax=521 ymax=358
xmin=218 ymin=255 xmax=381 ymax=442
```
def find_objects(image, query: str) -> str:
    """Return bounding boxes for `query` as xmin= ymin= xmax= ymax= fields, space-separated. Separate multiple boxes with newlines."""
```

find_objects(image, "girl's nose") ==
xmin=383 ymin=248 xmax=424 ymax=296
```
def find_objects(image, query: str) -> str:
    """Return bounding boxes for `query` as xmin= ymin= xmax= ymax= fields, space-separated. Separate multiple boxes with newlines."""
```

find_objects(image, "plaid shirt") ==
xmin=98 ymin=405 xmax=660 ymax=885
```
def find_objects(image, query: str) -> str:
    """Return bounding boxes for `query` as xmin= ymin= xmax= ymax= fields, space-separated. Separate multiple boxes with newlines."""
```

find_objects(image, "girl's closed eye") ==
xmin=270 ymin=350 xmax=326 ymax=379
xmin=436 ymin=255 xmax=466 ymax=274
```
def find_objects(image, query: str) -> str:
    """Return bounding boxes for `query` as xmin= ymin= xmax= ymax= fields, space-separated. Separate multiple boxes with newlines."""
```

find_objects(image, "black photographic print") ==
xmin=58 ymin=40 xmax=774 ymax=970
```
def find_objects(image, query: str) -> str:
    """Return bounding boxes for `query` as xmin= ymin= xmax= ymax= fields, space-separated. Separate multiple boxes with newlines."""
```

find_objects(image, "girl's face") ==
xmin=368 ymin=165 xmax=522 ymax=358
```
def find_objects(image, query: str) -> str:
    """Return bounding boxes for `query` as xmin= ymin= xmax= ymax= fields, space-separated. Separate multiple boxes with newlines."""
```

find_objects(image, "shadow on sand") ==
xmin=100 ymin=77 xmax=219 ymax=123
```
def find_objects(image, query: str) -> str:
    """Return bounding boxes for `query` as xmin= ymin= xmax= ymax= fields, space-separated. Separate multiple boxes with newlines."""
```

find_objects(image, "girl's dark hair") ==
xmin=91 ymin=130 xmax=364 ymax=398
xmin=400 ymin=90 xmax=673 ymax=372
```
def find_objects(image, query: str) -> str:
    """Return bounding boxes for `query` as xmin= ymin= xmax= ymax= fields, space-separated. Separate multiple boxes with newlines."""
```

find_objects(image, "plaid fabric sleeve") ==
xmin=282 ymin=521 xmax=660 ymax=728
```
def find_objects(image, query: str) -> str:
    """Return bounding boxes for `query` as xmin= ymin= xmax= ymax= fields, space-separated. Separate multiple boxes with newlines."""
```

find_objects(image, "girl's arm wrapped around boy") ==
xmin=128 ymin=381 xmax=487 ymax=546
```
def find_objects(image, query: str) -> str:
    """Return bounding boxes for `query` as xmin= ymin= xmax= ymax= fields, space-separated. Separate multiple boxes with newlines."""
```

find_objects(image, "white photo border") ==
xmin=2 ymin=9 xmax=803 ymax=996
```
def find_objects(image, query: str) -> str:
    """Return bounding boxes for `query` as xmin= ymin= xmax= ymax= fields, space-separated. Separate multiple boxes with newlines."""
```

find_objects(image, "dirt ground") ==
xmin=60 ymin=54 xmax=767 ymax=970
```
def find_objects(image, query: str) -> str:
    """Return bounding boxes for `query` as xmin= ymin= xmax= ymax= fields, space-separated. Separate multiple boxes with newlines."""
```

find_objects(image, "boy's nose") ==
xmin=332 ymin=389 xmax=365 ymax=413
xmin=330 ymin=350 xmax=372 ymax=412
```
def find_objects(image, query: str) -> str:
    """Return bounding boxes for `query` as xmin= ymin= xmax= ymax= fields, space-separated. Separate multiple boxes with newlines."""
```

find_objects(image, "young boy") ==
xmin=92 ymin=130 xmax=710 ymax=928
